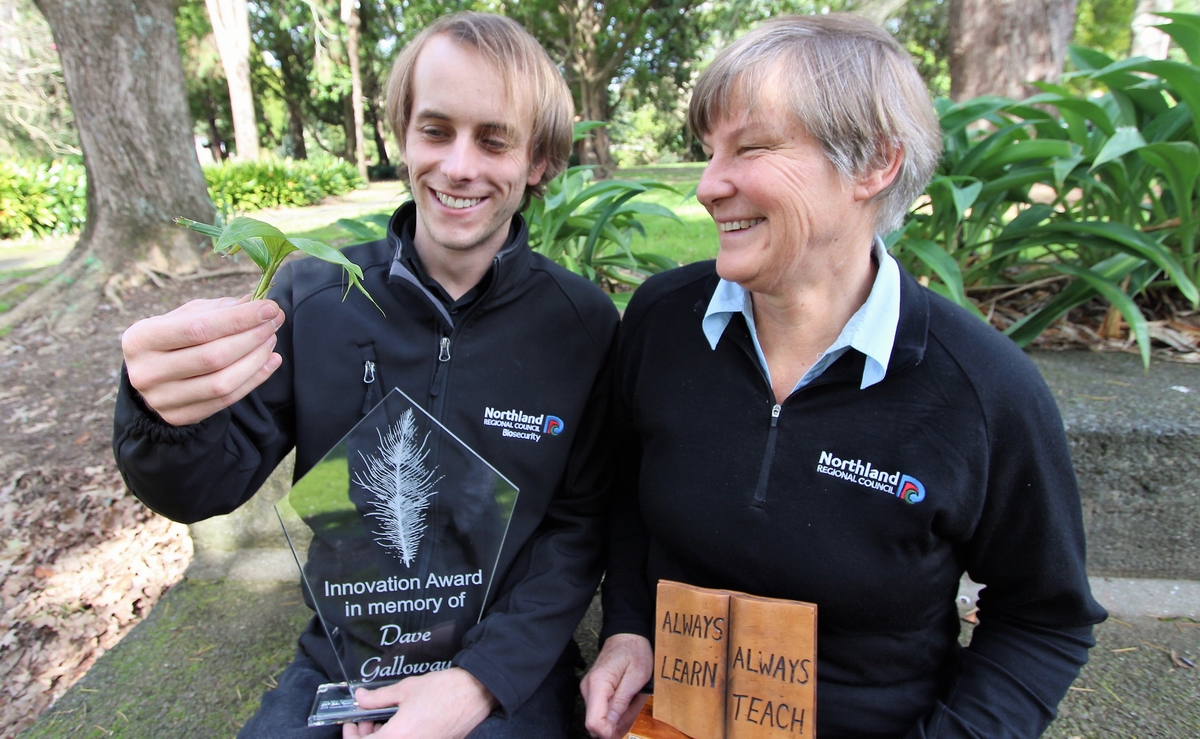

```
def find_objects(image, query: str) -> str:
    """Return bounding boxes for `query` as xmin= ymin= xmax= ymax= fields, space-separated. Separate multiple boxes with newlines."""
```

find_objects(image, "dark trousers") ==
xmin=237 ymin=650 xmax=578 ymax=739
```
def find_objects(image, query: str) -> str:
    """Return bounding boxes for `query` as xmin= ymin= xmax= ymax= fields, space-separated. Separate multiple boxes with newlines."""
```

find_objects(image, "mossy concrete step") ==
xmin=1031 ymin=352 xmax=1200 ymax=579
xmin=22 ymin=579 xmax=308 ymax=739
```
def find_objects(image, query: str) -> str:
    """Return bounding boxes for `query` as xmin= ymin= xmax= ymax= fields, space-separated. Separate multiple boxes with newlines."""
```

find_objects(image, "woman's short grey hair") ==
xmin=689 ymin=14 xmax=941 ymax=235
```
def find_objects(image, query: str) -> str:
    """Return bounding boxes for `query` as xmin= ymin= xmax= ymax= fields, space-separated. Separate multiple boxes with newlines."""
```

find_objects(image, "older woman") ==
xmin=581 ymin=14 xmax=1105 ymax=739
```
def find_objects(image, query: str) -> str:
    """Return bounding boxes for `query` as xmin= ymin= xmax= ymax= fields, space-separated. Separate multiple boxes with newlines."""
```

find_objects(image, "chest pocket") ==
xmin=359 ymin=343 xmax=383 ymax=414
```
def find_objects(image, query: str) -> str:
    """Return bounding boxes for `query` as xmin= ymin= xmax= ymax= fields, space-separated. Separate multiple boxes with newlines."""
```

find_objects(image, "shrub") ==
xmin=0 ymin=160 xmax=86 ymax=239
xmin=890 ymin=11 xmax=1200 ymax=365
xmin=204 ymin=157 xmax=365 ymax=217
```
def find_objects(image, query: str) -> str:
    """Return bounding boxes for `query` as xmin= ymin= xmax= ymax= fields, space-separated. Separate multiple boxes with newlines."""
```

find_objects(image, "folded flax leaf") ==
xmin=175 ymin=216 xmax=382 ymax=312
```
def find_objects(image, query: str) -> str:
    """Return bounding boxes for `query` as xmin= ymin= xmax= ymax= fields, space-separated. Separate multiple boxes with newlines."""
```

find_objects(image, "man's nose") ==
xmin=442 ymin=137 xmax=482 ymax=182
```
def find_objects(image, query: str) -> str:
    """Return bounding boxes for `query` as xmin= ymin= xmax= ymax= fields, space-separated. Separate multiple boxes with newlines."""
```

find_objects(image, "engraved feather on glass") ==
xmin=353 ymin=410 xmax=440 ymax=567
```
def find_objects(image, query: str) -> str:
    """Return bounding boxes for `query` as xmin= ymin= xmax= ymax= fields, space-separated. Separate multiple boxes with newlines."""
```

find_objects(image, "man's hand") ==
xmin=121 ymin=297 xmax=285 ymax=426
xmin=580 ymin=633 xmax=653 ymax=739
xmin=342 ymin=667 xmax=497 ymax=739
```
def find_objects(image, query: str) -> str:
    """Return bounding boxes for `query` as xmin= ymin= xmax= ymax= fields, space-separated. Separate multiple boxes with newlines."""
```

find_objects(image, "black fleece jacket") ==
xmin=113 ymin=203 xmax=619 ymax=715
xmin=600 ymin=261 xmax=1107 ymax=739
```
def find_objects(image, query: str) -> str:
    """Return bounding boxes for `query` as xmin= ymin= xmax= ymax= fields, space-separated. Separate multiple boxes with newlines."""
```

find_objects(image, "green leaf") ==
xmin=175 ymin=217 xmax=224 ymax=239
xmin=1006 ymin=221 xmax=1198 ymax=304
xmin=572 ymin=120 xmax=606 ymax=143
xmin=895 ymin=238 xmax=970 ymax=309
xmin=1004 ymin=254 xmax=1142 ymax=346
xmin=1054 ymin=263 xmax=1151 ymax=368
xmin=336 ymin=217 xmax=384 ymax=243
xmin=290 ymin=237 xmax=382 ymax=313
xmin=1156 ymin=13 xmax=1200 ymax=67
xmin=608 ymin=291 xmax=633 ymax=309
xmin=950 ymin=180 xmax=983 ymax=222
xmin=1090 ymin=126 xmax=1148 ymax=170
xmin=1052 ymin=154 xmax=1086 ymax=190
xmin=1138 ymin=142 xmax=1200 ymax=223
xmin=977 ymin=140 xmax=1075 ymax=175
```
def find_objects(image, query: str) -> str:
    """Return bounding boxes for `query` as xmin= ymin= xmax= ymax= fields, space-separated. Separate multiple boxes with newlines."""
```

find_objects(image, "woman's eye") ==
xmin=423 ymin=127 xmax=447 ymax=139
xmin=482 ymin=138 xmax=509 ymax=151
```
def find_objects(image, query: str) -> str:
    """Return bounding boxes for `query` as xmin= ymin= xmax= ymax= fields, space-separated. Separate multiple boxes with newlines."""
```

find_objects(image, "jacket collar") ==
xmin=385 ymin=201 xmax=534 ymax=329
xmin=690 ymin=259 xmax=930 ymax=385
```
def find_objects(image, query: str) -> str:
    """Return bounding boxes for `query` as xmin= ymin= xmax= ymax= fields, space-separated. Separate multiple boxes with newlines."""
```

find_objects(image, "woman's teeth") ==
xmin=719 ymin=218 xmax=764 ymax=233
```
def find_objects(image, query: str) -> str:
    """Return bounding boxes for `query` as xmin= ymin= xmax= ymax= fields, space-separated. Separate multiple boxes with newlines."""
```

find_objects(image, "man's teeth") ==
xmin=436 ymin=192 xmax=481 ymax=209
xmin=719 ymin=218 xmax=764 ymax=233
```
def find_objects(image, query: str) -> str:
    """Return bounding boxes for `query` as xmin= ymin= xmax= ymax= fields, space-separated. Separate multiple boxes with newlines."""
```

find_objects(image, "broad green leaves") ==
xmin=526 ymin=162 xmax=682 ymax=301
xmin=892 ymin=13 xmax=1200 ymax=366
xmin=175 ymin=215 xmax=380 ymax=312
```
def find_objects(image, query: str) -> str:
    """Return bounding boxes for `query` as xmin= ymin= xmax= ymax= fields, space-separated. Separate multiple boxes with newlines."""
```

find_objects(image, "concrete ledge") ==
xmin=1031 ymin=352 xmax=1200 ymax=580
xmin=184 ymin=548 xmax=300 ymax=583
xmin=957 ymin=576 xmax=1200 ymax=619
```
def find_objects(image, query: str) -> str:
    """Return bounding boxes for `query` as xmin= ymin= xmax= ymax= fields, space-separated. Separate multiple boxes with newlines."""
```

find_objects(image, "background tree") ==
xmin=205 ymin=0 xmax=260 ymax=159
xmin=341 ymin=0 xmax=367 ymax=179
xmin=18 ymin=0 xmax=212 ymax=333
xmin=0 ymin=0 xmax=76 ymax=159
xmin=1130 ymin=0 xmax=1173 ymax=57
xmin=949 ymin=0 xmax=1080 ymax=100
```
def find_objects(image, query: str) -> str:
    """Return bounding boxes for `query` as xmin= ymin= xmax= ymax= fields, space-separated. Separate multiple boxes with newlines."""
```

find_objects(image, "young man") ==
xmin=114 ymin=13 xmax=618 ymax=739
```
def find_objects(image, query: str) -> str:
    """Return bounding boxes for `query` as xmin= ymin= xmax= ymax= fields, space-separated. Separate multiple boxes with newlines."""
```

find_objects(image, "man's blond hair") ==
xmin=385 ymin=12 xmax=573 ymax=199
xmin=689 ymin=14 xmax=941 ymax=235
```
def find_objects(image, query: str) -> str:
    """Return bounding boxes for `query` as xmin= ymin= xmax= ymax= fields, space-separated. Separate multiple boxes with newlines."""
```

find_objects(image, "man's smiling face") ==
xmin=404 ymin=34 xmax=546 ymax=259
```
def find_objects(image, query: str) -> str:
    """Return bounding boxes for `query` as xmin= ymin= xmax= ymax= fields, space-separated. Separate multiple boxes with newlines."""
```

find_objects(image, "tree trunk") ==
xmin=286 ymin=99 xmax=307 ymax=160
xmin=949 ymin=0 xmax=1079 ymax=101
xmin=206 ymin=113 xmax=225 ymax=162
xmin=562 ymin=0 xmax=616 ymax=178
xmin=1130 ymin=0 xmax=1173 ymax=59
xmin=577 ymin=81 xmax=615 ymax=177
xmin=33 ymin=0 xmax=212 ymax=277
xmin=341 ymin=0 xmax=367 ymax=181
xmin=205 ymin=0 xmax=260 ymax=160
xmin=367 ymin=101 xmax=390 ymax=168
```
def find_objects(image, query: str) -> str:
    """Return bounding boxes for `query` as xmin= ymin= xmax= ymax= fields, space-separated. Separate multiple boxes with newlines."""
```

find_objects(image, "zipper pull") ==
xmin=362 ymin=360 xmax=376 ymax=384
xmin=770 ymin=403 xmax=781 ymax=427
xmin=438 ymin=337 xmax=451 ymax=362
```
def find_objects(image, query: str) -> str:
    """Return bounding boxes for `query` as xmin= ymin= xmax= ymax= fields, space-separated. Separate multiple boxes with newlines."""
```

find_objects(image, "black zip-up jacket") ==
xmin=600 ymin=261 xmax=1107 ymax=739
xmin=113 ymin=203 xmax=620 ymax=715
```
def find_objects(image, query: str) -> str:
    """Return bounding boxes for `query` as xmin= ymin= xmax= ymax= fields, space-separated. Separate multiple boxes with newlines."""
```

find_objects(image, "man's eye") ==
xmin=481 ymin=138 xmax=509 ymax=151
xmin=423 ymin=127 xmax=448 ymax=139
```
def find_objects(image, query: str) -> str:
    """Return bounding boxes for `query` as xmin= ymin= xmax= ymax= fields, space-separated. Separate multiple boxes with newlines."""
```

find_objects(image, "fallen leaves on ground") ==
xmin=0 ymin=463 xmax=191 ymax=738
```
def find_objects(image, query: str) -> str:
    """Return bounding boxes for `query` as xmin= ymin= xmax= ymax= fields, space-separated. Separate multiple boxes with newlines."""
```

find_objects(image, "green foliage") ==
xmin=526 ymin=166 xmax=683 ymax=306
xmin=0 ymin=160 xmax=86 ymax=239
xmin=176 ymin=215 xmax=380 ymax=309
xmin=890 ymin=13 xmax=1200 ymax=367
xmin=203 ymin=157 xmax=365 ymax=216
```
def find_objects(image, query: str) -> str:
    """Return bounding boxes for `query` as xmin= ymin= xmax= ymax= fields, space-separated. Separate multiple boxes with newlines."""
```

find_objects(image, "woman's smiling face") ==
xmin=696 ymin=97 xmax=875 ymax=296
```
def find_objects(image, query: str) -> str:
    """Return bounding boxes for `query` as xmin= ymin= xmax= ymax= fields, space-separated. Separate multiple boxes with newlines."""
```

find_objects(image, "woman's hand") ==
xmin=580 ymin=633 xmax=653 ymax=739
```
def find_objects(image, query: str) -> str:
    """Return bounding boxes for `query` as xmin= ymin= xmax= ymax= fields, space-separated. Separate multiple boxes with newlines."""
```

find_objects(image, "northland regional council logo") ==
xmin=483 ymin=407 xmax=563 ymax=443
xmin=816 ymin=450 xmax=926 ymax=504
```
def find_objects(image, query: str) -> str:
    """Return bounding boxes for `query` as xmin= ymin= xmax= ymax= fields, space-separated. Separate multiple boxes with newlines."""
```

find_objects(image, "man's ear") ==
xmin=854 ymin=145 xmax=903 ymax=202
xmin=527 ymin=158 xmax=548 ymax=188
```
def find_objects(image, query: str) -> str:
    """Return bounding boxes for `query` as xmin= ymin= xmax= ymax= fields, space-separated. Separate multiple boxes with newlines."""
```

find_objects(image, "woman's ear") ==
xmin=854 ymin=145 xmax=903 ymax=202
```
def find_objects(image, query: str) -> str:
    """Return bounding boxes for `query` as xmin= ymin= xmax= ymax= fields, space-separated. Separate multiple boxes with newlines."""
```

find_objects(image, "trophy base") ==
xmin=308 ymin=681 xmax=400 ymax=727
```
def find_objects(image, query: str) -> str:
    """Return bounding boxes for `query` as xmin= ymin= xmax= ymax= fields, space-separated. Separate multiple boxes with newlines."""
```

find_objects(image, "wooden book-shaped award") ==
xmin=650 ymin=581 xmax=817 ymax=739
xmin=652 ymin=582 xmax=732 ymax=739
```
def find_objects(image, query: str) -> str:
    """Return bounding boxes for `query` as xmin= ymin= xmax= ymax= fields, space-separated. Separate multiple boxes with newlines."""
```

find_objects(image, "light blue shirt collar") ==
xmin=701 ymin=236 xmax=901 ymax=393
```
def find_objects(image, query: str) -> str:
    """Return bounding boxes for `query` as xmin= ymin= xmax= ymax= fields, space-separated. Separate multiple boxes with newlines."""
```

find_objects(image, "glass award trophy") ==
xmin=275 ymin=387 xmax=518 ymax=727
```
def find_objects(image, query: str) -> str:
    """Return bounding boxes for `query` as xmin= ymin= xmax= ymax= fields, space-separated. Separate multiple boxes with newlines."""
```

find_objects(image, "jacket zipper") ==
xmin=426 ymin=252 xmax=504 ymax=420
xmin=751 ymin=403 xmax=782 ymax=508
